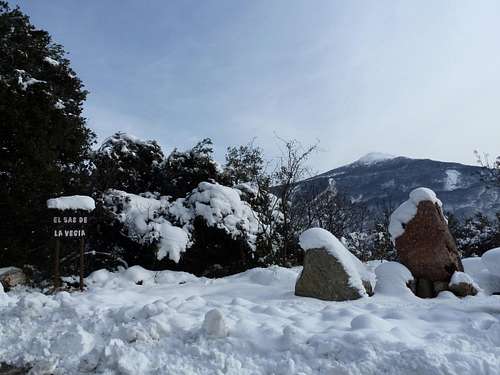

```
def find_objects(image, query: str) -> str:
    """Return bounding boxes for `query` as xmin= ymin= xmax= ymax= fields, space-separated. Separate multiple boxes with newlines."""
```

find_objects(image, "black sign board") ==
xmin=52 ymin=215 xmax=89 ymax=238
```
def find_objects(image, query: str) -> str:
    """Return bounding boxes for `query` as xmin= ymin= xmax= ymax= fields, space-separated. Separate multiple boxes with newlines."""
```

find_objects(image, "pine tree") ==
xmin=0 ymin=2 xmax=95 ymax=270
xmin=92 ymin=132 xmax=164 ymax=194
xmin=161 ymin=138 xmax=221 ymax=198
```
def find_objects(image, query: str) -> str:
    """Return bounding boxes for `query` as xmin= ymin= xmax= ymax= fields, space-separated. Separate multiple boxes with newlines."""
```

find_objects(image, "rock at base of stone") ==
xmin=433 ymin=281 xmax=449 ymax=295
xmin=449 ymin=282 xmax=478 ymax=297
xmin=416 ymin=278 xmax=434 ymax=298
xmin=295 ymin=248 xmax=370 ymax=301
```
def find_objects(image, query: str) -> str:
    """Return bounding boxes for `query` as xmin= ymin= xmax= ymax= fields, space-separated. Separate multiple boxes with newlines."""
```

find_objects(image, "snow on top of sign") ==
xmin=47 ymin=195 xmax=95 ymax=211
xmin=388 ymin=187 xmax=442 ymax=242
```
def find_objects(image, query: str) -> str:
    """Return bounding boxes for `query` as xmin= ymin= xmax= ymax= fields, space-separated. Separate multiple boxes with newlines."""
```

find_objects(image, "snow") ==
xmin=184 ymin=182 xmax=260 ymax=249
xmin=463 ymin=256 xmax=500 ymax=295
xmin=354 ymin=152 xmax=396 ymax=166
xmin=449 ymin=271 xmax=479 ymax=291
xmin=156 ymin=223 xmax=189 ymax=263
xmin=14 ymin=69 xmax=46 ymax=90
xmin=299 ymin=228 xmax=374 ymax=295
xmin=482 ymin=247 xmax=500 ymax=276
xmin=374 ymin=262 xmax=414 ymax=297
xmin=43 ymin=56 xmax=60 ymax=66
xmin=47 ymin=195 xmax=95 ymax=211
xmin=1 ymin=265 xmax=500 ymax=374
xmin=388 ymin=187 xmax=443 ymax=241
xmin=450 ymin=271 xmax=474 ymax=286
xmin=202 ymin=309 xmax=228 ymax=337
xmin=444 ymin=169 xmax=461 ymax=191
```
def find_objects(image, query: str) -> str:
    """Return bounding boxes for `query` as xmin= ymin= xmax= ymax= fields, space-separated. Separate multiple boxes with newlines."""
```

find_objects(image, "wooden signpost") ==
xmin=47 ymin=196 xmax=95 ymax=292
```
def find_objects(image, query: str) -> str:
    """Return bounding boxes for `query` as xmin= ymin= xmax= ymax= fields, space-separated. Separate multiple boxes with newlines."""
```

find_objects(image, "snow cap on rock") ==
xmin=388 ymin=187 xmax=442 ymax=242
xmin=47 ymin=195 xmax=95 ymax=211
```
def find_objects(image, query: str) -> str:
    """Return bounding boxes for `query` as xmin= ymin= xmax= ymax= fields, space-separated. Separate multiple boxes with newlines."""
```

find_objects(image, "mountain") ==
xmin=297 ymin=153 xmax=500 ymax=219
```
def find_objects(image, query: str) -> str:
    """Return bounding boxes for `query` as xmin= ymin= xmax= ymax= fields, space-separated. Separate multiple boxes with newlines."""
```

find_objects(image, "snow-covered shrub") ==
xmin=99 ymin=182 xmax=265 ymax=276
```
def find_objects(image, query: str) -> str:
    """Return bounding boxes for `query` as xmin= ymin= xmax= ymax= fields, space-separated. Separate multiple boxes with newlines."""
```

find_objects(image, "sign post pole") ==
xmin=54 ymin=238 xmax=61 ymax=289
xmin=79 ymin=237 xmax=85 ymax=291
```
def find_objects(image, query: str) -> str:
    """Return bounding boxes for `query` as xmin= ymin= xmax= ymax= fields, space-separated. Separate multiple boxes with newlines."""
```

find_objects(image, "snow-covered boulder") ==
xmin=388 ymin=187 xmax=463 ymax=286
xmin=482 ymin=248 xmax=500 ymax=276
xmin=374 ymin=262 xmax=415 ymax=297
xmin=202 ymin=309 xmax=228 ymax=338
xmin=295 ymin=228 xmax=374 ymax=301
xmin=448 ymin=271 xmax=479 ymax=297
xmin=0 ymin=267 xmax=26 ymax=291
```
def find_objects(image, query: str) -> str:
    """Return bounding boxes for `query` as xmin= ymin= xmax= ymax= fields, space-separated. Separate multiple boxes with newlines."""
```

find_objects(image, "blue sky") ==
xmin=12 ymin=1 xmax=500 ymax=171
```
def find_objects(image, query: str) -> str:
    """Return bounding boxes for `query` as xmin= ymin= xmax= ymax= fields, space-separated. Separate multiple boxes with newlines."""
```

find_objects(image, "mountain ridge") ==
xmin=299 ymin=154 xmax=500 ymax=219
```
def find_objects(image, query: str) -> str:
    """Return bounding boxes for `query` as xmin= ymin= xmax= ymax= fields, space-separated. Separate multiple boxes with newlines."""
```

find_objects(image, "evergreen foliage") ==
xmin=92 ymin=132 xmax=164 ymax=194
xmin=0 ymin=2 xmax=95 ymax=271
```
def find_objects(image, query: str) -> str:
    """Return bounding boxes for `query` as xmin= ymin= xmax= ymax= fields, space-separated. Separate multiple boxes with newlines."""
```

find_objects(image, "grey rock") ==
xmin=295 ymin=248 xmax=370 ymax=301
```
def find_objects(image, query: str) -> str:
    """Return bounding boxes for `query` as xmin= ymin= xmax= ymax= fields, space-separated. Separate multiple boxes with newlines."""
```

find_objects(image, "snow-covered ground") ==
xmin=1 ymin=264 xmax=500 ymax=375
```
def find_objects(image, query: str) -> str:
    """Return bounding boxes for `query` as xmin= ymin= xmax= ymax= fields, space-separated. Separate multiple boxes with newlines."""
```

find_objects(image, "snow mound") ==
xmin=355 ymin=152 xmax=396 ymax=166
xmin=1 ymin=265 xmax=500 ymax=374
xmin=350 ymin=314 xmax=393 ymax=331
xmin=462 ymin=257 xmax=500 ymax=295
xmin=388 ymin=187 xmax=443 ymax=241
xmin=482 ymin=247 xmax=500 ymax=276
xmin=449 ymin=271 xmax=476 ymax=287
xmin=299 ymin=228 xmax=374 ymax=294
xmin=47 ymin=195 xmax=95 ymax=211
xmin=202 ymin=309 xmax=228 ymax=337
xmin=374 ymin=262 xmax=414 ymax=297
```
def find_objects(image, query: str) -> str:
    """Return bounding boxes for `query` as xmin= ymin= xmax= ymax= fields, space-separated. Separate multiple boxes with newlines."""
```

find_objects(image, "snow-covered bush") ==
xmin=100 ymin=182 xmax=265 ymax=276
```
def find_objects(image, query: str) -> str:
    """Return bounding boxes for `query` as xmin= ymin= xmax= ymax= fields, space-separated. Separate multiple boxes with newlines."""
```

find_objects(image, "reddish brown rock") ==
xmin=394 ymin=200 xmax=463 ymax=282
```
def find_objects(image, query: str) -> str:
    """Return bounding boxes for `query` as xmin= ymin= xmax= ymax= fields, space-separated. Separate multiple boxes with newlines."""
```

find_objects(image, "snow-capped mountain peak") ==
xmin=354 ymin=152 xmax=397 ymax=166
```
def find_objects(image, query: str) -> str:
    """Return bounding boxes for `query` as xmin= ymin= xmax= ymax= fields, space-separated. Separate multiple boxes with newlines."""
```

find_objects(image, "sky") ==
xmin=11 ymin=0 xmax=500 ymax=172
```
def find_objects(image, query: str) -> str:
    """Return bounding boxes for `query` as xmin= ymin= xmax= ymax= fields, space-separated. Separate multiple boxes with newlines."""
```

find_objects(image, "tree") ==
xmin=475 ymin=150 xmax=500 ymax=187
xmin=272 ymin=138 xmax=318 ymax=264
xmin=450 ymin=212 xmax=500 ymax=257
xmin=161 ymin=138 xmax=221 ymax=198
xmin=0 ymin=2 xmax=95 ymax=270
xmin=92 ymin=132 xmax=164 ymax=194
xmin=223 ymin=140 xmax=266 ymax=186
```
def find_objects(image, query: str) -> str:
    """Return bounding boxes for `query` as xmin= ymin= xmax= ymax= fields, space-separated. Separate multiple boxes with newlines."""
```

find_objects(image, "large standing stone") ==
xmin=295 ymin=228 xmax=374 ymax=301
xmin=389 ymin=188 xmax=463 ymax=283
